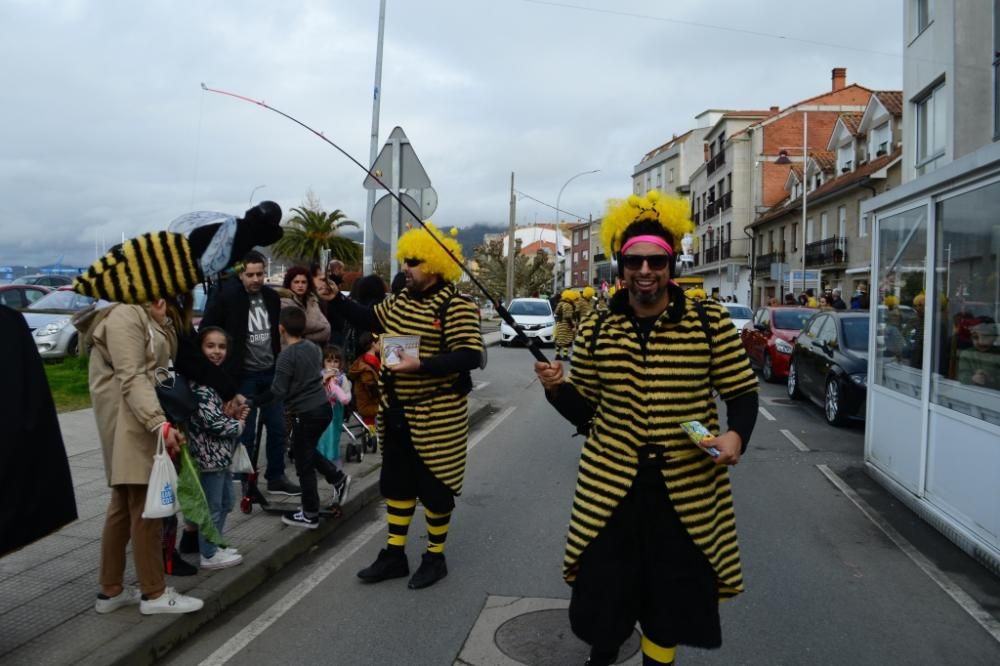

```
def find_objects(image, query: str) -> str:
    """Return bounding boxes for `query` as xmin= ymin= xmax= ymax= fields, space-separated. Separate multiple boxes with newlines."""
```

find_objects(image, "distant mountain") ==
xmin=335 ymin=222 xmax=506 ymax=254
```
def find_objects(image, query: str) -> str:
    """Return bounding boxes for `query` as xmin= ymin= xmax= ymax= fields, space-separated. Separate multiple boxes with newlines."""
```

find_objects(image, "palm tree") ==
xmin=271 ymin=204 xmax=361 ymax=266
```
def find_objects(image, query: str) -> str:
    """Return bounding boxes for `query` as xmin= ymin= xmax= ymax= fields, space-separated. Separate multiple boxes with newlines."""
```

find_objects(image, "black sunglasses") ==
xmin=403 ymin=257 xmax=424 ymax=268
xmin=621 ymin=253 xmax=670 ymax=271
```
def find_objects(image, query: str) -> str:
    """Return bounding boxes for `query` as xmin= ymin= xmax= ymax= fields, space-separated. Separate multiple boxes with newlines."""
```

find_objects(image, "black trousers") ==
xmin=379 ymin=407 xmax=455 ymax=514
xmin=289 ymin=405 xmax=334 ymax=516
xmin=570 ymin=465 xmax=721 ymax=652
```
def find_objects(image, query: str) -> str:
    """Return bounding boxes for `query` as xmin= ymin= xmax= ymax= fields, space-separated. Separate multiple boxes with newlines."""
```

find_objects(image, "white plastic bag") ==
xmin=229 ymin=443 xmax=253 ymax=474
xmin=142 ymin=428 xmax=179 ymax=518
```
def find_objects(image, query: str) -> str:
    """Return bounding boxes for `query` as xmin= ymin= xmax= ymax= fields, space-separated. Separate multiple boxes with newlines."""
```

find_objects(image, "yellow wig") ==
xmin=561 ymin=289 xmax=579 ymax=301
xmin=396 ymin=222 xmax=464 ymax=282
xmin=686 ymin=288 xmax=706 ymax=300
xmin=600 ymin=190 xmax=693 ymax=255
xmin=582 ymin=286 xmax=595 ymax=299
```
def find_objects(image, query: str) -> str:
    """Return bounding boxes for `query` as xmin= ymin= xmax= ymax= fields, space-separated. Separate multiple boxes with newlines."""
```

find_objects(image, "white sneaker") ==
xmin=139 ymin=587 xmax=204 ymax=615
xmin=222 ymin=546 xmax=240 ymax=555
xmin=200 ymin=549 xmax=243 ymax=570
xmin=94 ymin=586 xmax=141 ymax=614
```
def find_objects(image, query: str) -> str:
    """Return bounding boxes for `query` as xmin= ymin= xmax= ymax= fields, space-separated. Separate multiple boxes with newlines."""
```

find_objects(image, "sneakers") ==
xmin=165 ymin=550 xmax=197 ymax=577
xmin=200 ymin=549 xmax=243 ymax=570
xmin=140 ymin=587 xmax=204 ymax=615
xmin=357 ymin=548 xmax=409 ymax=583
xmin=408 ymin=552 xmax=448 ymax=589
xmin=332 ymin=474 xmax=352 ymax=506
xmin=94 ymin=586 xmax=141 ymax=614
xmin=267 ymin=475 xmax=302 ymax=496
xmin=281 ymin=510 xmax=319 ymax=529
xmin=179 ymin=529 xmax=199 ymax=554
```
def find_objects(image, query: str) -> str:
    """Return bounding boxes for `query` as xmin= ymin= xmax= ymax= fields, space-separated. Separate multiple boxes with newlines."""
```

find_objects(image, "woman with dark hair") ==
xmin=343 ymin=274 xmax=388 ymax=362
xmin=278 ymin=265 xmax=330 ymax=347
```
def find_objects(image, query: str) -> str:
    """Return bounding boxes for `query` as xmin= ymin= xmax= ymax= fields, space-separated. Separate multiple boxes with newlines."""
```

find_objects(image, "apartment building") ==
xmin=632 ymin=114 xmax=722 ymax=198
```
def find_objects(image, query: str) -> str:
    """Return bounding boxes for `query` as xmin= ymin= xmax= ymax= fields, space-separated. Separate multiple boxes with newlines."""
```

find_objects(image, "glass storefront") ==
xmin=873 ymin=206 xmax=928 ymax=399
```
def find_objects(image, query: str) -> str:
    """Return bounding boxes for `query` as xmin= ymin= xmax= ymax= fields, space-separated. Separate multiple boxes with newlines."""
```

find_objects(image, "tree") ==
xmin=270 ymin=191 xmax=361 ymax=266
xmin=470 ymin=238 xmax=553 ymax=300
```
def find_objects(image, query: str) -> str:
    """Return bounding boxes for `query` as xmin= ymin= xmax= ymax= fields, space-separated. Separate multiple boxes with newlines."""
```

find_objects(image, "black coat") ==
xmin=200 ymin=277 xmax=281 ymax=377
xmin=0 ymin=305 xmax=78 ymax=556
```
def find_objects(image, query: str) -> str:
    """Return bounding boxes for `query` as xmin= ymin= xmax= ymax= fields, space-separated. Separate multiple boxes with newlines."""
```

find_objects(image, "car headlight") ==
xmin=774 ymin=339 xmax=793 ymax=354
xmin=39 ymin=318 xmax=70 ymax=336
xmin=849 ymin=373 xmax=866 ymax=386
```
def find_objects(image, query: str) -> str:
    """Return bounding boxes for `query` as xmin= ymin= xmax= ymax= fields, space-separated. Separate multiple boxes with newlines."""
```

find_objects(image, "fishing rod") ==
xmin=201 ymin=83 xmax=550 ymax=363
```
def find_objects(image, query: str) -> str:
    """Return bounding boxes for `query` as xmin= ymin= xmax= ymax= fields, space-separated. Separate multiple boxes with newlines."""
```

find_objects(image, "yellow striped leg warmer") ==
xmin=640 ymin=635 xmax=676 ymax=665
xmin=424 ymin=509 xmax=452 ymax=554
xmin=386 ymin=499 xmax=417 ymax=549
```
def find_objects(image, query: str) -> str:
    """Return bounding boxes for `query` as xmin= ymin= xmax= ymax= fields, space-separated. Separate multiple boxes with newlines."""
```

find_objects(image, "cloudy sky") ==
xmin=0 ymin=0 xmax=903 ymax=268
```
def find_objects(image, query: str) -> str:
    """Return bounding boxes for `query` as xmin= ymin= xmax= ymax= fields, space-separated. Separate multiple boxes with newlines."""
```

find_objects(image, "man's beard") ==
xmin=629 ymin=282 xmax=667 ymax=305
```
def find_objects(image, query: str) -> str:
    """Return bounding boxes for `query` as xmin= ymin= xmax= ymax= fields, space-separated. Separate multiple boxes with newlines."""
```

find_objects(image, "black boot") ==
xmin=179 ymin=529 xmax=199 ymax=554
xmin=357 ymin=548 xmax=409 ymax=583
xmin=407 ymin=552 xmax=447 ymax=589
xmin=584 ymin=646 xmax=619 ymax=666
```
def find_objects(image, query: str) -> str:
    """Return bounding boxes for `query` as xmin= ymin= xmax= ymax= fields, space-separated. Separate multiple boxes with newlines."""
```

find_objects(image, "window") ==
xmin=806 ymin=217 xmax=814 ymax=244
xmin=780 ymin=226 xmax=786 ymax=252
xmin=858 ymin=199 xmax=869 ymax=238
xmin=768 ymin=230 xmax=774 ymax=253
xmin=915 ymin=81 xmax=946 ymax=175
xmin=573 ymin=231 xmax=580 ymax=244
xmin=870 ymin=122 xmax=892 ymax=158
xmin=820 ymin=212 xmax=829 ymax=240
xmin=838 ymin=206 xmax=847 ymax=239
xmin=837 ymin=143 xmax=854 ymax=173
xmin=914 ymin=0 xmax=931 ymax=35
xmin=582 ymin=250 xmax=589 ymax=261
xmin=573 ymin=251 xmax=579 ymax=263
xmin=792 ymin=222 xmax=799 ymax=251
xmin=668 ymin=167 xmax=675 ymax=183
xmin=582 ymin=228 xmax=589 ymax=240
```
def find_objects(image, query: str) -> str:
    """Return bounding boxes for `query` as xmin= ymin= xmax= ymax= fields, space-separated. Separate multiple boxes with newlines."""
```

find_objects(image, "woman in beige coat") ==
xmin=278 ymin=265 xmax=330 ymax=347
xmin=76 ymin=299 xmax=204 ymax=615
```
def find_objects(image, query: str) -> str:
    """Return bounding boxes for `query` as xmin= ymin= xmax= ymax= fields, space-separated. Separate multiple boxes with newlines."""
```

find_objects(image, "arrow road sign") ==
xmin=363 ymin=127 xmax=431 ymax=191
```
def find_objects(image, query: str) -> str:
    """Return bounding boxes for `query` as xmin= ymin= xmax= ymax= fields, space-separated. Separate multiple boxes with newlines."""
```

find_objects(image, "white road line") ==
xmin=758 ymin=406 xmax=776 ymax=422
xmin=780 ymin=428 xmax=810 ymax=452
xmin=469 ymin=405 xmax=516 ymax=452
xmin=816 ymin=464 xmax=1000 ymax=645
xmin=197 ymin=518 xmax=386 ymax=666
xmin=473 ymin=380 xmax=490 ymax=391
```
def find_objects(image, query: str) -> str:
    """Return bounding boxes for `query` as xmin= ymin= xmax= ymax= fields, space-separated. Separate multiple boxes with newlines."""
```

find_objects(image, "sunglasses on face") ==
xmin=621 ymin=253 xmax=670 ymax=271
xmin=403 ymin=257 xmax=424 ymax=268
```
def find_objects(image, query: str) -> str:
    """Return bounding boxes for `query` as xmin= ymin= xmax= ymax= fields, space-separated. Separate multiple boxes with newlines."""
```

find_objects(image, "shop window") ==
xmin=929 ymin=181 xmax=1000 ymax=425
xmin=874 ymin=206 xmax=928 ymax=399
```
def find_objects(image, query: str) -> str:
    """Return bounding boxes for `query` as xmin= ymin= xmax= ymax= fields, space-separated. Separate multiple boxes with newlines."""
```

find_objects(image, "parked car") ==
xmin=741 ymin=306 xmax=817 ymax=382
xmin=23 ymin=287 xmax=108 ymax=359
xmin=787 ymin=310 xmax=870 ymax=425
xmin=12 ymin=274 xmax=75 ymax=287
xmin=499 ymin=298 xmax=555 ymax=346
xmin=0 ymin=284 xmax=51 ymax=309
xmin=721 ymin=303 xmax=753 ymax=331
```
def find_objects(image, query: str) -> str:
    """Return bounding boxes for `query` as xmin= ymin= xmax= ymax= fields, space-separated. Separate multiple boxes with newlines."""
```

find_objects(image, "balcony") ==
xmin=706 ymin=200 xmax=717 ymax=218
xmin=754 ymin=250 xmax=785 ymax=276
xmin=702 ymin=240 xmax=732 ymax=265
xmin=706 ymin=151 xmax=726 ymax=175
xmin=805 ymin=236 xmax=848 ymax=267
xmin=693 ymin=211 xmax=700 ymax=225
xmin=720 ymin=191 xmax=732 ymax=212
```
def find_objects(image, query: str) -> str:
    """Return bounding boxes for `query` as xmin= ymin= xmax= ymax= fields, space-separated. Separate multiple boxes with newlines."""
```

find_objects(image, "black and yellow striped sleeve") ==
xmin=567 ymin=314 xmax=602 ymax=405
xmin=708 ymin=303 xmax=758 ymax=401
xmin=443 ymin=298 xmax=484 ymax=352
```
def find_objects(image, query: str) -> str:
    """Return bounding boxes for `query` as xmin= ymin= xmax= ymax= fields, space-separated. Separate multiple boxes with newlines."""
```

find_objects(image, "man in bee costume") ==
xmin=325 ymin=223 xmax=484 ymax=590
xmin=534 ymin=191 xmax=759 ymax=666
xmin=553 ymin=289 xmax=578 ymax=361
xmin=574 ymin=285 xmax=595 ymax=325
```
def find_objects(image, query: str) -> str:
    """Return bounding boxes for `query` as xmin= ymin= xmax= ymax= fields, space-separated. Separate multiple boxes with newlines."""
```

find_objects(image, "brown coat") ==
xmin=348 ymin=354 xmax=380 ymax=418
xmin=84 ymin=304 xmax=178 ymax=486
xmin=277 ymin=289 xmax=331 ymax=347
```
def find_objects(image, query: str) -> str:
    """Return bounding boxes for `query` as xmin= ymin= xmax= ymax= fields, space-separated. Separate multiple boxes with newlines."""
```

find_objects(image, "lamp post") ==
xmin=552 ymin=169 xmax=600 ymax=294
xmin=775 ymin=111 xmax=808 ymax=298
xmin=249 ymin=184 xmax=266 ymax=206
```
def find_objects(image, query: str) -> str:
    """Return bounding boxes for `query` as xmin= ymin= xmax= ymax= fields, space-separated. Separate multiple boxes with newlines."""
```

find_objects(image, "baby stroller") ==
xmin=342 ymin=410 xmax=378 ymax=463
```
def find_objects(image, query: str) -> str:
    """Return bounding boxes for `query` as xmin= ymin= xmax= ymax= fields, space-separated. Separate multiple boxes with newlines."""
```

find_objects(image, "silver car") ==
xmin=23 ymin=287 xmax=106 ymax=359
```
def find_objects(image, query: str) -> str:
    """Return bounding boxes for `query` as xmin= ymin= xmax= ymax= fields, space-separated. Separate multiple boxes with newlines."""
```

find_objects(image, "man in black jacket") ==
xmin=200 ymin=251 xmax=300 ymax=495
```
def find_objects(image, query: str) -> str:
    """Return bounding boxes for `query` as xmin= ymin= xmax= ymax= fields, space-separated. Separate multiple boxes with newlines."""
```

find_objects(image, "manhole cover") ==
xmin=494 ymin=609 xmax=640 ymax=665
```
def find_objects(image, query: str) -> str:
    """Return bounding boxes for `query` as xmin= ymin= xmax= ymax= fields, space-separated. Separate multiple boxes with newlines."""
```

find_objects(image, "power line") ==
xmin=515 ymin=190 xmax=588 ymax=221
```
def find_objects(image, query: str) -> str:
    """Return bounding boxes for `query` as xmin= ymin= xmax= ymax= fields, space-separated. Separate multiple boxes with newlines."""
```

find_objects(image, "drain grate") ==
xmin=494 ymin=609 xmax=640 ymax=665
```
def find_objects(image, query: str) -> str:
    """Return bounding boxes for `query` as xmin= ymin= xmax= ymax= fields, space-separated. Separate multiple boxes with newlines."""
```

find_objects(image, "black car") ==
xmin=787 ymin=310 xmax=870 ymax=425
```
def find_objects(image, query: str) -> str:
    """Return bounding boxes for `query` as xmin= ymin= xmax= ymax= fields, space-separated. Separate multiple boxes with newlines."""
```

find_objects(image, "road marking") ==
xmin=780 ymin=428 xmax=810 ymax=452
xmin=473 ymin=380 xmax=490 ymax=391
xmin=758 ymin=406 xmax=776 ymax=422
xmin=469 ymin=405 xmax=516 ymax=452
xmin=816 ymin=465 xmax=1000 ymax=645
xmin=197 ymin=518 xmax=387 ymax=666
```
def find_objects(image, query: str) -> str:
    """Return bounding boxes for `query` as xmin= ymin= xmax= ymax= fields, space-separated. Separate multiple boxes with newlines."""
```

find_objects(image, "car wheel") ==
xmin=762 ymin=354 xmax=775 ymax=383
xmin=824 ymin=377 xmax=846 ymax=426
xmin=499 ymin=339 xmax=509 ymax=347
xmin=787 ymin=358 xmax=802 ymax=400
xmin=67 ymin=334 xmax=79 ymax=357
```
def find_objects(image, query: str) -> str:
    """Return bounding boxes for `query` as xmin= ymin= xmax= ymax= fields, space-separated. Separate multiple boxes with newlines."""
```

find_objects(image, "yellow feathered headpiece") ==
xmin=600 ymin=190 xmax=693 ymax=255
xmin=686 ymin=288 xmax=706 ymax=300
xmin=582 ymin=286 xmax=595 ymax=299
xmin=396 ymin=222 xmax=464 ymax=282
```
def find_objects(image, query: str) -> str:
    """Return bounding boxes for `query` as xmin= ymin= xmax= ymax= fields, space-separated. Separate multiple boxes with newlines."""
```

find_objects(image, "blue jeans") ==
xmin=239 ymin=369 xmax=286 ymax=481
xmin=199 ymin=470 xmax=234 ymax=559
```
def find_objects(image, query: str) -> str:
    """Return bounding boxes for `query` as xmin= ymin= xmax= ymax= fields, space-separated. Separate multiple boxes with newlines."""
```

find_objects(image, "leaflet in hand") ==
xmin=382 ymin=335 xmax=420 ymax=368
xmin=679 ymin=420 xmax=721 ymax=458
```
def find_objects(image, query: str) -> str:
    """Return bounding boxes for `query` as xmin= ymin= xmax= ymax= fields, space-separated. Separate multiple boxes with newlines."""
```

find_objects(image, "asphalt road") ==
xmin=163 ymin=346 xmax=1000 ymax=666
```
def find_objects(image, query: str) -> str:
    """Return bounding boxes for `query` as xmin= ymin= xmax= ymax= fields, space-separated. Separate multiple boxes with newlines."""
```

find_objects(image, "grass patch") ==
xmin=45 ymin=355 xmax=92 ymax=413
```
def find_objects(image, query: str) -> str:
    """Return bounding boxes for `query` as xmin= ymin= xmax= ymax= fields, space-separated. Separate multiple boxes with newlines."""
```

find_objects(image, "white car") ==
xmin=722 ymin=303 xmax=753 ymax=331
xmin=499 ymin=298 xmax=555 ymax=346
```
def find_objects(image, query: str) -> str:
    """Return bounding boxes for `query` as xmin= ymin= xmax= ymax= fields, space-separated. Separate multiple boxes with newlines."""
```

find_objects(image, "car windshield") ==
xmin=725 ymin=306 xmax=752 ymax=319
xmin=773 ymin=310 xmax=815 ymax=331
xmin=508 ymin=301 xmax=551 ymax=316
xmin=29 ymin=290 xmax=94 ymax=310
xmin=12 ymin=276 xmax=35 ymax=284
xmin=840 ymin=316 xmax=870 ymax=351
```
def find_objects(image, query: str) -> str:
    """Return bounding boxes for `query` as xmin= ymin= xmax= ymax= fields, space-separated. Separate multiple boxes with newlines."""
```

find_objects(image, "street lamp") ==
xmin=249 ymin=184 xmax=266 ymax=206
xmin=552 ymin=169 xmax=600 ymax=294
xmin=775 ymin=111 xmax=808 ymax=298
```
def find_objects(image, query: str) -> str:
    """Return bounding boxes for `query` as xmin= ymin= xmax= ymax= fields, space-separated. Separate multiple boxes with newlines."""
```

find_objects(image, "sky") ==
xmin=0 ymin=0 xmax=903 ymax=269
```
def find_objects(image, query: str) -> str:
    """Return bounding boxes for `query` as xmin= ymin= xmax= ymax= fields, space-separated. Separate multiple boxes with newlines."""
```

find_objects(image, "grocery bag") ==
xmin=142 ymin=429 xmax=179 ymax=518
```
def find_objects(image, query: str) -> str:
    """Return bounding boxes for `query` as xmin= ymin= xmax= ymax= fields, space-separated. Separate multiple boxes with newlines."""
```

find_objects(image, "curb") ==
xmin=90 ymin=399 xmax=496 ymax=666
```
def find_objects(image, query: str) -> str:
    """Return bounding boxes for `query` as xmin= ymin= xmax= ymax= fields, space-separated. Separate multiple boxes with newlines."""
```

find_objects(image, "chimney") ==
xmin=832 ymin=67 xmax=846 ymax=91
xmin=769 ymin=105 xmax=780 ymax=114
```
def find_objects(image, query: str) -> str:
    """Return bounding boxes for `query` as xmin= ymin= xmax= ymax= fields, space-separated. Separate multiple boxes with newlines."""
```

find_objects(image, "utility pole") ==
xmin=506 ymin=172 xmax=516 ymax=304
xmin=363 ymin=0 xmax=386 ymax=275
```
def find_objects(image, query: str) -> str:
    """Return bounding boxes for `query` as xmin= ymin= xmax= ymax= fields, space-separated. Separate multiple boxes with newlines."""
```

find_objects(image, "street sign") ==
xmin=363 ymin=127 xmax=431 ymax=190
xmin=372 ymin=193 xmax=422 ymax=243
xmin=406 ymin=186 xmax=438 ymax=218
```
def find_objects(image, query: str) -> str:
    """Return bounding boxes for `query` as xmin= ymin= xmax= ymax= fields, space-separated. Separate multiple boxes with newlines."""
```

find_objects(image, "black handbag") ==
xmin=153 ymin=366 xmax=198 ymax=426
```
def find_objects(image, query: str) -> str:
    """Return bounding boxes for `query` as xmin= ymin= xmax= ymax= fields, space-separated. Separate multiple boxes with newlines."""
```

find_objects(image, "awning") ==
xmin=845 ymin=265 xmax=871 ymax=275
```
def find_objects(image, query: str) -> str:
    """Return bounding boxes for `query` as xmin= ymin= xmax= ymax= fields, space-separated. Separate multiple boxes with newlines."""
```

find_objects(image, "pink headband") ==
xmin=620 ymin=235 xmax=674 ymax=256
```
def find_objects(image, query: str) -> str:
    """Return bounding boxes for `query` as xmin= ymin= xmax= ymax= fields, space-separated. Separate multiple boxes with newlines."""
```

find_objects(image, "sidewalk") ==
xmin=0 ymin=333 xmax=500 ymax=665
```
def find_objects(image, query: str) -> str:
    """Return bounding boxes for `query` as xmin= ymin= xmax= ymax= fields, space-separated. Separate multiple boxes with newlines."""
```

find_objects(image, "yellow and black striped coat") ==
xmin=554 ymin=300 xmax=576 ymax=346
xmin=373 ymin=283 xmax=484 ymax=494
xmin=573 ymin=297 xmax=593 ymax=325
xmin=564 ymin=290 xmax=757 ymax=599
